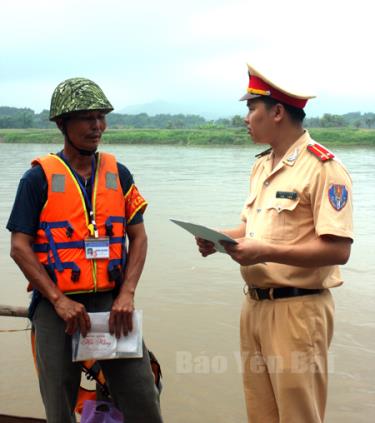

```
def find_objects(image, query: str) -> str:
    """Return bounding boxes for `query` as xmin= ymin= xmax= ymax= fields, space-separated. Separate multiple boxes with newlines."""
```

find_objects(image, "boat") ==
xmin=0 ymin=415 xmax=45 ymax=422
xmin=0 ymin=306 xmax=46 ymax=422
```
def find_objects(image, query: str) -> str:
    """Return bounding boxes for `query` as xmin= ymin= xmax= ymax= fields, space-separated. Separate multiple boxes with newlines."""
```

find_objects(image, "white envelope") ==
xmin=72 ymin=310 xmax=143 ymax=361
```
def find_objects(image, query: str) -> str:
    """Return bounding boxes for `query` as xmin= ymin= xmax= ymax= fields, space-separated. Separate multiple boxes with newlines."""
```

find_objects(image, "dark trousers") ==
xmin=32 ymin=292 xmax=163 ymax=423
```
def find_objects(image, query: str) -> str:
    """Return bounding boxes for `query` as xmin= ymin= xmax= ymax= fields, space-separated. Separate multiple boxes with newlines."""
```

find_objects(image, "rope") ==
xmin=0 ymin=321 xmax=32 ymax=333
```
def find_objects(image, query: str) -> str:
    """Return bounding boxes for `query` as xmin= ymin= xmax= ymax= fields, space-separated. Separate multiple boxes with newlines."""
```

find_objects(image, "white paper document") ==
xmin=72 ymin=310 xmax=143 ymax=361
xmin=170 ymin=218 xmax=238 ymax=254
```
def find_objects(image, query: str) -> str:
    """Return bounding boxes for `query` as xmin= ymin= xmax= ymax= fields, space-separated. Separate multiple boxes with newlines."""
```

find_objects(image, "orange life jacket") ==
xmin=32 ymin=152 xmax=126 ymax=294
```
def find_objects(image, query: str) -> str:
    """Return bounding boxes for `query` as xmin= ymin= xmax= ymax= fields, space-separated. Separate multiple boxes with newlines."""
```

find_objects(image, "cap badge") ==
xmin=248 ymin=87 xmax=271 ymax=96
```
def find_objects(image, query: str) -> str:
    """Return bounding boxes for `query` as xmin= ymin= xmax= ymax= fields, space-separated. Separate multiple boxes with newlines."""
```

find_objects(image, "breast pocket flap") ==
xmin=266 ymin=197 xmax=300 ymax=214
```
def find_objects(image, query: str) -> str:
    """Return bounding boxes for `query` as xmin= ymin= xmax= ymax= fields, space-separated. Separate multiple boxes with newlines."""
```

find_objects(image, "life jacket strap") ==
xmin=39 ymin=222 xmax=64 ymax=272
xmin=48 ymin=261 xmax=81 ymax=281
xmin=105 ymin=216 xmax=126 ymax=237
xmin=35 ymin=219 xmax=126 ymax=285
xmin=33 ymin=240 xmax=85 ymax=253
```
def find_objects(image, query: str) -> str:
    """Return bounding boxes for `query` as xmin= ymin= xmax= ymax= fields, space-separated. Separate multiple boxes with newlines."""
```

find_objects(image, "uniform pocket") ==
xmin=263 ymin=198 xmax=300 ymax=241
xmin=287 ymin=299 xmax=315 ymax=349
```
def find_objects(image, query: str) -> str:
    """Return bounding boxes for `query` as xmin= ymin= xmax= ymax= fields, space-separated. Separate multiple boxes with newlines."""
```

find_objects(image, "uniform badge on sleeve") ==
xmin=328 ymin=184 xmax=348 ymax=211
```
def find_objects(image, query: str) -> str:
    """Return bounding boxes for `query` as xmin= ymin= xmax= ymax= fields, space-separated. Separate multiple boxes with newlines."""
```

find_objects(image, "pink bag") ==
xmin=81 ymin=400 xmax=124 ymax=423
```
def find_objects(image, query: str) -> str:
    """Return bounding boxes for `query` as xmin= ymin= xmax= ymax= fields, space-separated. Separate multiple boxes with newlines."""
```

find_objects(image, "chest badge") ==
xmin=276 ymin=191 xmax=298 ymax=200
xmin=328 ymin=184 xmax=348 ymax=211
xmin=286 ymin=148 xmax=298 ymax=164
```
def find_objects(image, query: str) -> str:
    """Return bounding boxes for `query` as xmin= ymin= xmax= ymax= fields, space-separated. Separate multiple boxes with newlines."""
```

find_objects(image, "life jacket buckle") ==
xmin=71 ymin=269 xmax=81 ymax=282
xmin=66 ymin=225 xmax=74 ymax=238
xmin=108 ymin=266 xmax=121 ymax=283
xmin=105 ymin=223 xmax=114 ymax=237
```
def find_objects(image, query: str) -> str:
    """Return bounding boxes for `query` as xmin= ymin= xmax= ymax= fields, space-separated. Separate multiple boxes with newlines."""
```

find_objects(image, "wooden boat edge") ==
xmin=0 ymin=415 xmax=45 ymax=423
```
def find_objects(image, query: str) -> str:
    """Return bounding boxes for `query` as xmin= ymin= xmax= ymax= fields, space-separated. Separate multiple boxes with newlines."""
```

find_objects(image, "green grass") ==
xmin=309 ymin=128 xmax=375 ymax=146
xmin=103 ymin=128 xmax=248 ymax=145
xmin=1 ymin=127 xmax=375 ymax=146
xmin=0 ymin=129 xmax=63 ymax=143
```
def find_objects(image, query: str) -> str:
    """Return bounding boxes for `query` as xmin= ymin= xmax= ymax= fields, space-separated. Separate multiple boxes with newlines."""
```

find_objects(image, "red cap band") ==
xmin=248 ymin=75 xmax=308 ymax=109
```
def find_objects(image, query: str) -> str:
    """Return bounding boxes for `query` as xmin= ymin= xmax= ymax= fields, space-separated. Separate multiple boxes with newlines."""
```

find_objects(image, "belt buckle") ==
xmin=268 ymin=288 xmax=274 ymax=300
xmin=252 ymin=287 xmax=274 ymax=300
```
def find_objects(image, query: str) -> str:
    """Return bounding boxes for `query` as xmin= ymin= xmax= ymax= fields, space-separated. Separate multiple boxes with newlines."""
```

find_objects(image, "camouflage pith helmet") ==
xmin=49 ymin=77 xmax=114 ymax=121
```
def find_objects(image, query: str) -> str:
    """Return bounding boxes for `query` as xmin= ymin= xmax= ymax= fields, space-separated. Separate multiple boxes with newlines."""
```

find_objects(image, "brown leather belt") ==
xmin=245 ymin=286 xmax=323 ymax=301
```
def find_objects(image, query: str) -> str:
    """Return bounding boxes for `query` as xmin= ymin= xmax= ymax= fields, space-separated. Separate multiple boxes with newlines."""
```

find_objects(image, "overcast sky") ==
xmin=1 ymin=0 xmax=374 ymax=118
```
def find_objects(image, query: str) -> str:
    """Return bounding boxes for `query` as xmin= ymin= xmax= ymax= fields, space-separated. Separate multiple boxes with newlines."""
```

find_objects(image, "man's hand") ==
xmin=195 ymin=224 xmax=246 ymax=257
xmin=221 ymin=238 xmax=266 ymax=266
xmin=109 ymin=289 xmax=135 ymax=338
xmin=53 ymin=295 xmax=91 ymax=337
xmin=196 ymin=237 xmax=217 ymax=257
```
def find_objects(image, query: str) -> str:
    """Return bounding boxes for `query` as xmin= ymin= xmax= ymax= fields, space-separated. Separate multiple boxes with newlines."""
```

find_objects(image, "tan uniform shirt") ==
xmin=240 ymin=131 xmax=353 ymax=289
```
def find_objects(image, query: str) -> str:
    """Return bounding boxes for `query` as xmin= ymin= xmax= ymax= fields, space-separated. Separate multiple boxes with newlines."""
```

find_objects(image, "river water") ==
xmin=0 ymin=143 xmax=374 ymax=422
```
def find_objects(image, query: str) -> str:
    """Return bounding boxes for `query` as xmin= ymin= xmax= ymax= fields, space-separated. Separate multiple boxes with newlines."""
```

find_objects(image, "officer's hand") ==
xmin=53 ymin=295 xmax=91 ymax=337
xmin=221 ymin=238 xmax=265 ymax=266
xmin=109 ymin=289 xmax=134 ymax=338
xmin=196 ymin=237 xmax=217 ymax=257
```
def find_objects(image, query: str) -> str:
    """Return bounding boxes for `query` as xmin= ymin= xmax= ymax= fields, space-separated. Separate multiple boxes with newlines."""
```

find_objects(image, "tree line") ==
xmin=1 ymin=106 xmax=375 ymax=130
xmin=305 ymin=112 xmax=375 ymax=129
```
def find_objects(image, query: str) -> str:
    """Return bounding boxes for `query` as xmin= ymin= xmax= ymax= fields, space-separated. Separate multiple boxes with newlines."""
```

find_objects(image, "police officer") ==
xmin=196 ymin=64 xmax=353 ymax=423
xmin=7 ymin=78 xmax=163 ymax=423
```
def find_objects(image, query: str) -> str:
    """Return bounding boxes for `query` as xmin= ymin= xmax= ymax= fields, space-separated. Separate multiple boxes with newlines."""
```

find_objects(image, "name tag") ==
xmin=276 ymin=191 xmax=298 ymax=200
xmin=85 ymin=237 xmax=110 ymax=259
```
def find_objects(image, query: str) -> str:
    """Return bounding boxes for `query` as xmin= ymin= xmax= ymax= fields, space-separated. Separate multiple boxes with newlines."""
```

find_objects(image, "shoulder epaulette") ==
xmin=255 ymin=147 xmax=272 ymax=158
xmin=307 ymin=143 xmax=334 ymax=162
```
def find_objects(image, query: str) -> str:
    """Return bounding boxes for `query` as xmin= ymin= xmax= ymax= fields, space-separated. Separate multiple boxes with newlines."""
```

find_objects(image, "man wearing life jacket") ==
xmin=196 ymin=64 xmax=353 ymax=423
xmin=7 ymin=78 xmax=163 ymax=423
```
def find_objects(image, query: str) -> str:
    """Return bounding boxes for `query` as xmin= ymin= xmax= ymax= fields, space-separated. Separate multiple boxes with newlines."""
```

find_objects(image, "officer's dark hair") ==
xmin=258 ymin=96 xmax=306 ymax=123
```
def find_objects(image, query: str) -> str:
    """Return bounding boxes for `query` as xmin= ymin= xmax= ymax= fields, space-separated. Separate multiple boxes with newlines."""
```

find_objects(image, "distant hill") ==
xmin=119 ymin=100 xmax=187 ymax=115
xmin=118 ymin=100 xmax=244 ymax=120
